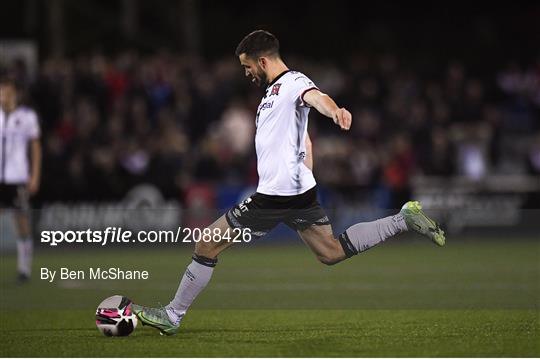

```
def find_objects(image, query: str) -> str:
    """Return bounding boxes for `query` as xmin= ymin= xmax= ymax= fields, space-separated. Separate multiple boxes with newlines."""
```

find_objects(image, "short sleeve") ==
xmin=26 ymin=110 xmax=40 ymax=139
xmin=293 ymin=74 xmax=319 ymax=107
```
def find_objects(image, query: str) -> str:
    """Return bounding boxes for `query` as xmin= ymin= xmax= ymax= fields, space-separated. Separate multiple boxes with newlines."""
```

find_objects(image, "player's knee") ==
xmin=315 ymin=244 xmax=347 ymax=266
xmin=316 ymin=253 xmax=340 ymax=266
xmin=194 ymin=240 xmax=221 ymax=258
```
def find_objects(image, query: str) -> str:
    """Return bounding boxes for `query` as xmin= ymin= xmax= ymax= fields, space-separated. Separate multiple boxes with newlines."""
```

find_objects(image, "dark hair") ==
xmin=235 ymin=30 xmax=280 ymax=58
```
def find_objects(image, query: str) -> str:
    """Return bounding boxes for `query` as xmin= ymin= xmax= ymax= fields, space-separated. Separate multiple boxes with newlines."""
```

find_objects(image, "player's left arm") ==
xmin=303 ymin=89 xmax=352 ymax=130
xmin=28 ymin=138 xmax=41 ymax=195
xmin=304 ymin=134 xmax=313 ymax=170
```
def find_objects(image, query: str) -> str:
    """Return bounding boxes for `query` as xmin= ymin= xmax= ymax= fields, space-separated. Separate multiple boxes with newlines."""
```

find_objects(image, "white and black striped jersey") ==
xmin=0 ymin=106 xmax=40 ymax=184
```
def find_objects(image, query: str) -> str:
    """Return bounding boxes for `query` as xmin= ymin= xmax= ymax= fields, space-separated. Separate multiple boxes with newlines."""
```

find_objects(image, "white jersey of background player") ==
xmin=0 ymin=79 xmax=42 ymax=283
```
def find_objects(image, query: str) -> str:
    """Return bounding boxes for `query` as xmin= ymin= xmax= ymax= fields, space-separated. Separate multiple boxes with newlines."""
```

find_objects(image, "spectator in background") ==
xmin=421 ymin=127 xmax=456 ymax=176
xmin=0 ymin=51 xmax=537 ymax=209
xmin=381 ymin=133 xmax=415 ymax=209
xmin=523 ymin=132 xmax=540 ymax=209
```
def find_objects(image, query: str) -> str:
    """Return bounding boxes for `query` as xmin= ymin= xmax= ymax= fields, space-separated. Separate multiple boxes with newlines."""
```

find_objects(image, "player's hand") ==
xmin=28 ymin=177 xmax=40 ymax=195
xmin=332 ymin=108 xmax=352 ymax=130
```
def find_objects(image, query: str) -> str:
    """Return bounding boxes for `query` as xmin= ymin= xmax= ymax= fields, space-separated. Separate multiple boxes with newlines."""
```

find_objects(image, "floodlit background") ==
xmin=0 ymin=1 xmax=538 ymax=212
xmin=0 ymin=1 xmax=539 ymax=357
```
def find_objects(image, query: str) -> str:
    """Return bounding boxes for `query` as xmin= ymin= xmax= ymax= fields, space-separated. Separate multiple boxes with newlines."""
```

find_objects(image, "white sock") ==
xmin=167 ymin=256 xmax=215 ymax=325
xmin=338 ymin=214 xmax=408 ymax=257
xmin=16 ymin=239 xmax=33 ymax=276
xmin=25 ymin=239 xmax=33 ymax=275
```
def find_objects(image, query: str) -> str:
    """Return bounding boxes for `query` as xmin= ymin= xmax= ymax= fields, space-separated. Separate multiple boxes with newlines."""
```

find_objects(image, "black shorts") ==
xmin=0 ymin=184 xmax=30 ymax=210
xmin=225 ymin=186 xmax=330 ymax=239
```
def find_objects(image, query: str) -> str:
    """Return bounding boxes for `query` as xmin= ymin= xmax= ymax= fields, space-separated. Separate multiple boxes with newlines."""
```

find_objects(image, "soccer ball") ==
xmin=95 ymin=295 xmax=138 ymax=336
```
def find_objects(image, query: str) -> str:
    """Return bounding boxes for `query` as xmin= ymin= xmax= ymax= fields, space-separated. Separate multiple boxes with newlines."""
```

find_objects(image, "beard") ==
xmin=251 ymin=67 xmax=268 ymax=87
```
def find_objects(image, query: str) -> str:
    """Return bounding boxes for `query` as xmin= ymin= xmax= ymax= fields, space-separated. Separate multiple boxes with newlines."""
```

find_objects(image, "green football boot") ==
xmin=131 ymin=304 xmax=179 ymax=336
xmin=400 ymin=201 xmax=446 ymax=246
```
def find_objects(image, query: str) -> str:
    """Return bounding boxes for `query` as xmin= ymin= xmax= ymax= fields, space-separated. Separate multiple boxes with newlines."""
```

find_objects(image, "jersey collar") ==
xmin=266 ymin=70 xmax=291 ymax=89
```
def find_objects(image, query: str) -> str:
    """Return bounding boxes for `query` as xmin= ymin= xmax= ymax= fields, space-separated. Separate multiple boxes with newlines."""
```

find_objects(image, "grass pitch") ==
xmin=1 ymin=237 xmax=538 ymax=357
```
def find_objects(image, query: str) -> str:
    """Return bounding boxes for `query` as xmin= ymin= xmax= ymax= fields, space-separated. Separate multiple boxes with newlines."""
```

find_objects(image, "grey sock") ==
xmin=168 ymin=256 xmax=216 ymax=317
xmin=338 ymin=214 xmax=408 ymax=257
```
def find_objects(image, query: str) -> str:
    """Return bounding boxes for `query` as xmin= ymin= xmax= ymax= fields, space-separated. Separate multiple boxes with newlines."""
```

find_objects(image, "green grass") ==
xmin=1 ymin=238 xmax=539 ymax=357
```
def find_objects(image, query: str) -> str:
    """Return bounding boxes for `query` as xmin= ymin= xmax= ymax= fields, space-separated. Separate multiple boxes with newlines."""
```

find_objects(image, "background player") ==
xmin=132 ymin=30 xmax=445 ymax=335
xmin=0 ymin=79 xmax=42 ymax=283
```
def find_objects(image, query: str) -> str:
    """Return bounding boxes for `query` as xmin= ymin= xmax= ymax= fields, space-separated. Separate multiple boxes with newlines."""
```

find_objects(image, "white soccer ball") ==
xmin=95 ymin=295 xmax=138 ymax=336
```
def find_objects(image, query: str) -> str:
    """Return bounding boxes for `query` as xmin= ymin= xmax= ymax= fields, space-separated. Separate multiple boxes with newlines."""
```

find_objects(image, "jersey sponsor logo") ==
xmin=270 ymin=83 xmax=281 ymax=96
xmin=259 ymin=101 xmax=274 ymax=111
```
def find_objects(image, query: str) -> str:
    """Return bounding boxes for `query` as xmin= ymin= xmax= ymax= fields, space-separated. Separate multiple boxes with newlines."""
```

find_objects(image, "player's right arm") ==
xmin=303 ymin=89 xmax=352 ymax=130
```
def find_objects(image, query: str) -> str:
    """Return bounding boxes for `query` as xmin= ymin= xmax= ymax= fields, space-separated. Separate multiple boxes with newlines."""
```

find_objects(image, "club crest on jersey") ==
xmin=270 ymin=83 xmax=282 ymax=96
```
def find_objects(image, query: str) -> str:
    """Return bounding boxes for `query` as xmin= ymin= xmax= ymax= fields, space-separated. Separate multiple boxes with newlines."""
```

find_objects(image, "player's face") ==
xmin=0 ymin=84 xmax=17 ymax=111
xmin=239 ymin=53 xmax=266 ymax=87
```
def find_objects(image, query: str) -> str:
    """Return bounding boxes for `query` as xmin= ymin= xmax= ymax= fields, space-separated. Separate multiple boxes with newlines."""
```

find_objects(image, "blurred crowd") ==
xmin=3 ymin=51 xmax=540 ymax=206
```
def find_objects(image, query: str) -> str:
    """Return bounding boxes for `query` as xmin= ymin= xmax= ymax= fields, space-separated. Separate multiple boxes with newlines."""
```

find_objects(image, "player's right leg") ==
xmin=297 ymin=223 xmax=346 ymax=265
xmin=295 ymin=200 xmax=445 ymax=265
xmin=400 ymin=201 xmax=445 ymax=246
xmin=132 ymin=214 xmax=234 ymax=336
xmin=0 ymin=184 xmax=33 ymax=283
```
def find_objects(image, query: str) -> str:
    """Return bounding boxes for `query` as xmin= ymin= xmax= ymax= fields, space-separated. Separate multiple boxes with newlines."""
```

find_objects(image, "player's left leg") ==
xmin=132 ymin=214 xmax=234 ymax=336
xmin=132 ymin=193 xmax=281 ymax=335
xmin=163 ymin=215 xmax=235 ymax=326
